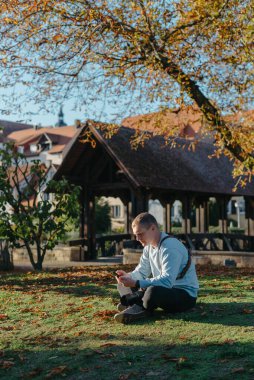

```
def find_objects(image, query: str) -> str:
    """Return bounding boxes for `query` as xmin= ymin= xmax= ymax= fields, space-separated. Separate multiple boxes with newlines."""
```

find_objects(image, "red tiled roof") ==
xmin=122 ymin=105 xmax=205 ymax=138
xmin=0 ymin=120 xmax=32 ymax=143
xmin=8 ymin=125 xmax=77 ymax=145
xmin=122 ymin=106 xmax=254 ymax=138
xmin=47 ymin=144 xmax=66 ymax=154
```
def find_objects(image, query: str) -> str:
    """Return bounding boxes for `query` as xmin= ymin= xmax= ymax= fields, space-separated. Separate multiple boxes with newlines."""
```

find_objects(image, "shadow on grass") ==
xmin=0 ymin=266 xmax=118 ymax=297
xmin=1 ymin=339 xmax=254 ymax=380
xmin=160 ymin=301 xmax=254 ymax=327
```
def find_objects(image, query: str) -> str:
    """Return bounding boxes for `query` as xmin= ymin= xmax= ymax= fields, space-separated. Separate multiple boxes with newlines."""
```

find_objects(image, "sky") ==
xmin=0 ymin=98 xmax=113 ymax=128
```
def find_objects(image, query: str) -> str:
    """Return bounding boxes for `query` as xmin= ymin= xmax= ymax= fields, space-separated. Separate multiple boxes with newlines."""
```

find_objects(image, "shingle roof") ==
xmin=55 ymin=120 xmax=254 ymax=197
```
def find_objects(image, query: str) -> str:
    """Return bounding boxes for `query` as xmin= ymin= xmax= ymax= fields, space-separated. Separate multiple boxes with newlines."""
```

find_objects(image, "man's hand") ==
xmin=117 ymin=275 xmax=136 ymax=288
xmin=116 ymin=270 xmax=127 ymax=277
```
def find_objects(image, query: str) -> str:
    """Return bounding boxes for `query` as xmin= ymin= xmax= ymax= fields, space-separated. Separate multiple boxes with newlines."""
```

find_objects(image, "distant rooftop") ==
xmin=0 ymin=120 xmax=32 ymax=143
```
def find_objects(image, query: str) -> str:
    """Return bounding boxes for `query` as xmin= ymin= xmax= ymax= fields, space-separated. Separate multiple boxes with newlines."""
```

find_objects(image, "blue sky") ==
xmin=0 ymin=98 xmax=110 ymax=127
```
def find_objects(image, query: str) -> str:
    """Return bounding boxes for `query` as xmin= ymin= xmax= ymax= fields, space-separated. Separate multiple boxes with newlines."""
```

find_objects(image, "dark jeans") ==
xmin=121 ymin=286 xmax=196 ymax=313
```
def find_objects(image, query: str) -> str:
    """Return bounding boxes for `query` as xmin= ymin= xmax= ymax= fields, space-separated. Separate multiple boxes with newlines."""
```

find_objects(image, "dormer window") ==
xmin=18 ymin=146 xmax=24 ymax=153
xmin=30 ymin=144 xmax=40 ymax=153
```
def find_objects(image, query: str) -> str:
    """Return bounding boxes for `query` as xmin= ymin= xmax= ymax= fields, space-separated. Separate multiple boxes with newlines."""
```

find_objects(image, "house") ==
xmin=7 ymin=125 xmax=78 ymax=166
xmin=3 ymin=109 xmax=80 ymax=211
xmin=0 ymin=119 xmax=32 ymax=148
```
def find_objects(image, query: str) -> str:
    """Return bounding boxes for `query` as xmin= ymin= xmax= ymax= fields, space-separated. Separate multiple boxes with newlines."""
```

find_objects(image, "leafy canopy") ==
xmin=0 ymin=0 xmax=253 ymax=181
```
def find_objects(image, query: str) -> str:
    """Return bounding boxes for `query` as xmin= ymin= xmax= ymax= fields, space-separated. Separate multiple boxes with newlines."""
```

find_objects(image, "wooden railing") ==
xmin=176 ymin=233 xmax=254 ymax=252
xmin=68 ymin=233 xmax=254 ymax=260
xmin=96 ymin=234 xmax=132 ymax=257
xmin=68 ymin=234 xmax=132 ymax=257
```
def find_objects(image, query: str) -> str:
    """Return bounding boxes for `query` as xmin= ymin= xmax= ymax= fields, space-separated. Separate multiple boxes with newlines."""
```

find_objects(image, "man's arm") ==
xmin=118 ymin=247 xmax=152 ymax=287
xmin=131 ymin=247 xmax=152 ymax=280
xmin=139 ymin=247 xmax=183 ymax=289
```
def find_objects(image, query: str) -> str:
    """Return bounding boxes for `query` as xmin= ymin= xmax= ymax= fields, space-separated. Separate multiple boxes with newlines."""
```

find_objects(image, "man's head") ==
xmin=132 ymin=212 xmax=160 ymax=246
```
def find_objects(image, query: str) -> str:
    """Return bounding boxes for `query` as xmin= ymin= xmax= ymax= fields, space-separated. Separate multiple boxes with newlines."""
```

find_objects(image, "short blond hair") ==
xmin=132 ymin=212 xmax=158 ymax=229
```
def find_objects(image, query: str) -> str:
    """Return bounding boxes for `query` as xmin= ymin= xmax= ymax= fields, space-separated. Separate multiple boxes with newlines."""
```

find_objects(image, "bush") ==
xmin=95 ymin=198 xmax=111 ymax=234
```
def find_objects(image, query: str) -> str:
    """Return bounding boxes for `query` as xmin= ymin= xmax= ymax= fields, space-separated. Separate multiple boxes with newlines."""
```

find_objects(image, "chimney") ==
xmin=75 ymin=119 xmax=81 ymax=128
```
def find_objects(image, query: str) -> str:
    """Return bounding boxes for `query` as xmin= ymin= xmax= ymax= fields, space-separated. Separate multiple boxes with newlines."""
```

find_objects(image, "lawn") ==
xmin=1 ymin=264 xmax=254 ymax=380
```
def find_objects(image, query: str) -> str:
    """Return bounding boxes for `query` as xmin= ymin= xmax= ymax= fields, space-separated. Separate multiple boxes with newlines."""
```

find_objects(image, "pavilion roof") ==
xmin=54 ymin=120 xmax=254 ymax=197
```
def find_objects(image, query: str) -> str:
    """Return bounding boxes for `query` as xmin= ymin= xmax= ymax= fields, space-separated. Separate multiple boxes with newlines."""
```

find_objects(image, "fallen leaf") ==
xmin=231 ymin=367 xmax=245 ymax=373
xmin=100 ymin=343 xmax=117 ymax=348
xmin=161 ymin=354 xmax=187 ymax=363
xmin=223 ymin=339 xmax=235 ymax=345
xmin=80 ymin=367 xmax=90 ymax=372
xmin=45 ymin=365 xmax=68 ymax=378
xmin=0 ymin=360 xmax=15 ymax=369
xmin=0 ymin=314 xmax=8 ymax=320
xmin=26 ymin=368 xmax=43 ymax=378
xmin=242 ymin=309 xmax=253 ymax=314
xmin=119 ymin=375 xmax=131 ymax=380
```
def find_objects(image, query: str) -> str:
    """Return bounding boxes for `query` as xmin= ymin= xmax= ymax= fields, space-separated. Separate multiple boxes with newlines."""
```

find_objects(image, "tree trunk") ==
xmin=33 ymin=260 xmax=43 ymax=270
xmin=24 ymin=241 xmax=39 ymax=270
xmin=0 ymin=241 xmax=14 ymax=270
xmin=153 ymin=50 xmax=252 ymax=166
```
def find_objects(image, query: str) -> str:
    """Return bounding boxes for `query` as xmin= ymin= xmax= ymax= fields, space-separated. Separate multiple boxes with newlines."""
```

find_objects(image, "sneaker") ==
xmin=117 ymin=303 xmax=127 ymax=312
xmin=114 ymin=304 xmax=147 ymax=324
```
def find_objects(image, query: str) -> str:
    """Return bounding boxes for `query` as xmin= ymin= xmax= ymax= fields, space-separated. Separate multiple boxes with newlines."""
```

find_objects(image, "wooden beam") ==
xmin=91 ymin=182 xmax=129 ymax=191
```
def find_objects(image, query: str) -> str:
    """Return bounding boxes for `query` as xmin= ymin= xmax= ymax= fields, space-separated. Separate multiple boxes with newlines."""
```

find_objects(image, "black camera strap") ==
xmin=158 ymin=235 xmax=192 ymax=280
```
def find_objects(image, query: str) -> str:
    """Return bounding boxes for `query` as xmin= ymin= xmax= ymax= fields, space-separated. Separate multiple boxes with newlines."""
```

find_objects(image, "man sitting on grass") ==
xmin=114 ymin=212 xmax=199 ymax=323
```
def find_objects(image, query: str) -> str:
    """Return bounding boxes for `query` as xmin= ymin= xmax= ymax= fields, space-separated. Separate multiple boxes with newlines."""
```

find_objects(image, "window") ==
xmin=229 ymin=199 xmax=245 ymax=215
xmin=18 ymin=146 xmax=24 ymax=154
xmin=43 ymin=192 xmax=50 ymax=201
xmin=111 ymin=205 xmax=121 ymax=218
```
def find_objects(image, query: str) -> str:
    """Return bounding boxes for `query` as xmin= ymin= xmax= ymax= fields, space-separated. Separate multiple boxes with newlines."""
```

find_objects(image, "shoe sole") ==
xmin=117 ymin=304 xmax=127 ymax=312
xmin=114 ymin=312 xmax=146 ymax=324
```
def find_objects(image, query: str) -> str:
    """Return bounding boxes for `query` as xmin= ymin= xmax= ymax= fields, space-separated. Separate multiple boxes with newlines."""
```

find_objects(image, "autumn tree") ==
xmin=0 ymin=0 xmax=253 ymax=182
xmin=0 ymin=143 xmax=80 ymax=270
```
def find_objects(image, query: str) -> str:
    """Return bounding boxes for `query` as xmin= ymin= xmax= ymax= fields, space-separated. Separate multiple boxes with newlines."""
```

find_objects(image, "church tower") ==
xmin=55 ymin=106 xmax=67 ymax=127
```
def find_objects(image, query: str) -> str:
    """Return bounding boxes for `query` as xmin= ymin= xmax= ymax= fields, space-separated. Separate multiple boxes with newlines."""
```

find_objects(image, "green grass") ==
xmin=1 ymin=265 xmax=254 ymax=379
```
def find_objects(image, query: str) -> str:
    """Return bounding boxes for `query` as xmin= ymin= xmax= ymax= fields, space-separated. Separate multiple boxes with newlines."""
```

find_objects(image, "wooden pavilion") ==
xmin=53 ymin=120 xmax=254 ymax=259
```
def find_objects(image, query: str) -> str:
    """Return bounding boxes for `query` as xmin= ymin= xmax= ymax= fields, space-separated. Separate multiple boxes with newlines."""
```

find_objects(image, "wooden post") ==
xmin=79 ymin=187 xmax=85 ymax=239
xmin=182 ymin=196 xmax=192 ymax=234
xmin=218 ymin=196 xmax=228 ymax=234
xmin=124 ymin=202 xmax=130 ymax=234
xmin=245 ymin=197 xmax=254 ymax=236
xmin=161 ymin=201 xmax=172 ymax=234
xmin=166 ymin=204 xmax=172 ymax=234
xmin=195 ymin=197 xmax=209 ymax=233
xmin=84 ymin=190 xmax=96 ymax=260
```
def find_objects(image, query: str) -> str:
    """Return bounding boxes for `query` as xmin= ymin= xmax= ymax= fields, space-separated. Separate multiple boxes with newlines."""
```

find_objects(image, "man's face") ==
xmin=132 ymin=224 xmax=154 ymax=246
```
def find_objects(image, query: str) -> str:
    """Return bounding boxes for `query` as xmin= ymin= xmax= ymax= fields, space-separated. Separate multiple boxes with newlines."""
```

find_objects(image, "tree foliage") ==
xmin=0 ymin=0 xmax=253 ymax=182
xmin=0 ymin=143 xmax=80 ymax=270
